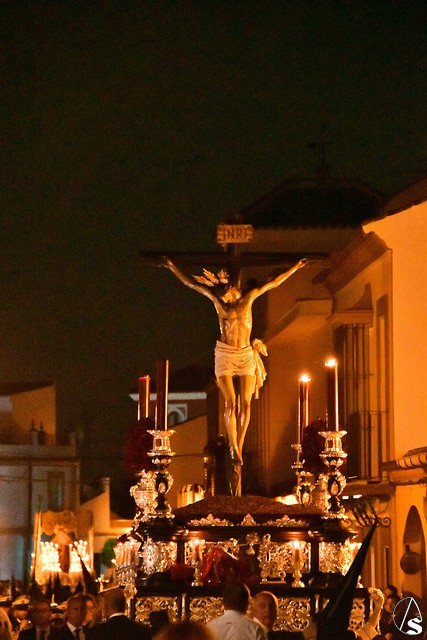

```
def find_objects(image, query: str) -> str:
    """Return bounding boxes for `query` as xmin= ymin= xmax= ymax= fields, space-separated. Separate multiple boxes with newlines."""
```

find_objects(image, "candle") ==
xmin=298 ymin=374 xmax=311 ymax=443
xmin=155 ymin=359 xmax=169 ymax=430
xmin=138 ymin=375 xmax=150 ymax=421
xmin=293 ymin=540 xmax=301 ymax=563
xmin=325 ymin=357 xmax=339 ymax=430
xmin=193 ymin=539 xmax=200 ymax=562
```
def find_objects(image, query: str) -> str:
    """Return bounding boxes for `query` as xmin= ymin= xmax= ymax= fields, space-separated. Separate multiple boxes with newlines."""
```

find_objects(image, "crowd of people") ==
xmin=0 ymin=582 xmax=422 ymax=640
xmin=0 ymin=590 xmax=151 ymax=640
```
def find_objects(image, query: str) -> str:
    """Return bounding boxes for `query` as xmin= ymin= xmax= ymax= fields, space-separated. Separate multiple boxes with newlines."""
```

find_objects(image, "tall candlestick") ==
xmin=298 ymin=374 xmax=311 ymax=443
xmin=155 ymin=359 xmax=169 ymax=430
xmin=138 ymin=375 xmax=150 ymax=421
xmin=325 ymin=357 xmax=339 ymax=430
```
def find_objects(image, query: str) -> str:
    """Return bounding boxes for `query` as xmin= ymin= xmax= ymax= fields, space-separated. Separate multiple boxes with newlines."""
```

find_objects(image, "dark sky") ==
xmin=0 ymin=1 xmax=426 ymax=507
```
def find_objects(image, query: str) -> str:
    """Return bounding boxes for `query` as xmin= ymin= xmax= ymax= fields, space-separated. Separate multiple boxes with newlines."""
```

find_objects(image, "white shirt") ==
xmin=207 ymin=609 xmax=267 ymax=640
xmin=66 ymin=622 xmax=85 ymax=640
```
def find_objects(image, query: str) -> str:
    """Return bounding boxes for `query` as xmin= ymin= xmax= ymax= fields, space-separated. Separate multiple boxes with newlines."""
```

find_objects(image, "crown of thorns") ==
xmin=192 ymin=268 xmax=229 ymax=287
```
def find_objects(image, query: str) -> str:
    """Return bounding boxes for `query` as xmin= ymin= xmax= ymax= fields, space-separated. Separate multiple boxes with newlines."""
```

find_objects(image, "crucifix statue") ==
xmin=161 ymin=256 xmax=306 ymax=466
xmin=146 ymin=221 xmax=312 ymax=495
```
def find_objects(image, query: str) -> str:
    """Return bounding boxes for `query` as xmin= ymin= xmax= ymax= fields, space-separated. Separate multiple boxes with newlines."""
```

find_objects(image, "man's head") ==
xmin=66 ymin=594 xmax=87 ymax=629
xmin=101 ymin=587 xmax=126 ymax=619
xmin=222 ymin=582 xmax=250 ymax=613
xmin=251 ymin=591 xmax=278 ymax=631
xmin=383 ymin=584 xmax=399 ymax=598
xmin=82 ymin=594 xmax=97 ymax=626
xmin=11 ymin=596 xmax=30 ymax=622
xmin=30 ymin=600 xmax=52 ymax=630
xmin=384 ymin=594 xmax=400 ymax=614
xmin=50 ymin=605 xmax=66 ymax=629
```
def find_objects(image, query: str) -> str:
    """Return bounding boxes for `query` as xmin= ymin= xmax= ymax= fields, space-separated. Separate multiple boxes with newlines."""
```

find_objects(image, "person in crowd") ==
xmin=10 ymin=598 xmax=31 ymax=638
xmin=251 ymin=591 xmax=278 ymax=634
xmin=18 ymin=599 xmax=56 ymax=640
xmin=0 ymin=607 xmax=13 ymax=640
xmin=207 ymin=582 xmax=267 ymax=640
xmin=358 ymin=588 xmax=385 ymax=640
xmin=81 ymin=596 xmax=97 ymax=631
xmin=383 ymin=592 xmax=422 ymax=640
xmin=154 ymin=621 xmax=215 ymax=640
xmin=54 ymin=595 xmax=87 ymax=640
xmin=379 ymin=594 xmax=400 ymax=638
xmin=383 ymin=586 xmax=399 ymax=599
xmin=86 ymin=587 xmax=152 ymax=640
xmin=148 ymin=610 xmax=170 ymax=638
xmin=50 ymin=606 xmax=66 ymax=631
xmin=302 ymin=588 xmax=385 ymax=640
xmin=250 ymin=591 xmax=301 ymax=639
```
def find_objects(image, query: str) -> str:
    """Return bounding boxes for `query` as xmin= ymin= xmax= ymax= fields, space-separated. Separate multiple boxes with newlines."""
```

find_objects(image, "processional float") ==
xmin=114 ymin=222 xmax=380 ymax=636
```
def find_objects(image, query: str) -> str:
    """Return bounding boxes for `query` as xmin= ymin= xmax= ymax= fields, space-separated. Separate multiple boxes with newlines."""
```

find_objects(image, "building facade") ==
xmin=243 ymin=177 xmax=427 ymax=606
xmin=0 ymin=382 xmax=80 ymax=582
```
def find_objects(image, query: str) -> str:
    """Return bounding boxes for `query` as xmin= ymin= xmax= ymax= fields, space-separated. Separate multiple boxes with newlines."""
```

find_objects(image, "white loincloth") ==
xmin=214 ymin=339 xmax=268 ymax=396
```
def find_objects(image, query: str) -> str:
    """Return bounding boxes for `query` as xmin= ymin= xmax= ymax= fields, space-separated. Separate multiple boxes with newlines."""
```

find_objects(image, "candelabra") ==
xmin=291 ymin=542 xmax=305 ymax=588
xmin=319 ymin=430 xmax=347 ymax=516
xmin=147 ymin=429 xmax=175 ymax=520
xmin=291 ymin=444 xmax=313 ymax=505
xmin=130 ymin=470 xmax=157 ymax=524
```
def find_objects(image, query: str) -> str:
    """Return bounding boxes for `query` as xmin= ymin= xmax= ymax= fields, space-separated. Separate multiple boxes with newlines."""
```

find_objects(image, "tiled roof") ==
xmin=241 ymin=177 xmax=386 ymax=229
xmin=379 ymin=176 xmax=427 ymax=217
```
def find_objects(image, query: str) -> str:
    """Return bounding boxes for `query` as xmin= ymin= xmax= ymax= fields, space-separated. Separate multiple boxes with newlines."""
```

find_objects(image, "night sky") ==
xmin=0 ymin=1 xmax=426 ymax=512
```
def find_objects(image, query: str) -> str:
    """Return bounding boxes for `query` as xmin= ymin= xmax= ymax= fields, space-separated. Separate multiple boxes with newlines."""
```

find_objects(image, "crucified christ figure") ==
xmin=161 ymin=257 xmax=308 ymax=471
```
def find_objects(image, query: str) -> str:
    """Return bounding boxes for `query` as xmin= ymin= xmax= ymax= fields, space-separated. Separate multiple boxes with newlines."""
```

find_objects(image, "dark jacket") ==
xmin=49 ymin=624 xmax=80 ymax=640
xmin=87 ymin=615 xmax=152 ymax=640
xmin=18 ymin=626 xmax=63 ymax=640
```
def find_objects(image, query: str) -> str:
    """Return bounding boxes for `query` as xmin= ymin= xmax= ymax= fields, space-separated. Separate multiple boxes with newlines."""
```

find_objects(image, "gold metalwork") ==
xmin=139 ymin=536 xmax=177 ymax=578
xmin=134 ymin=596 xmax=179 ymax=624
xmin=188 ymin=596 xmax=223 ymax=624
xmin=114 ymin=538 xmax=141 ymax=588
xmin=188 ymin=514 xmax=231 ymax=527
xmin=291 ymin=542 xmax=305 ymax=587
xmin=258 ymin=534 xmax=310 ymax=582
xmin=319 ymin=539 xmax=354 ymax=574
xmin=310 ymin=474 xmax=330 ymax=511
xmin=184 ymin=539 xmax=207 ymax=567
xmin=276 ymin=597 xmax=311 ymax=632
xmin=320 ymin=430 xmax=348 ymax=516
xmin=130 ymin=470 xmax=157 ymax=523
xmin=244 ymin=533 xmax=260 ymax=555
xmin=292 ymin=443 xmax=314 ymax=505
xmin=264 ymin=515 xmax=307 ymax=527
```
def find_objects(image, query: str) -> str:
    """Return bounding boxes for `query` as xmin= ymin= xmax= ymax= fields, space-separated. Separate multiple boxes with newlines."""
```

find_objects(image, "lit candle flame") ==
xmin=298 ymin=374 xmax=311 ymax=443
xmin=325 ymin=357 xmax=339 ymax=430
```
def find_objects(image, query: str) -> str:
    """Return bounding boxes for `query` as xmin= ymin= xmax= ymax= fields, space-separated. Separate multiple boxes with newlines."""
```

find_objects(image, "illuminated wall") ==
xmin=0 ymin=383 xmax=56 ymax=445
xmin=364 ymin=201 xmax=427 ymax=458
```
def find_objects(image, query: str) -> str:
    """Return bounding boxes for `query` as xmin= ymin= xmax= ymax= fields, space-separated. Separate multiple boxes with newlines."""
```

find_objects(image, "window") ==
xmin=47 ymin=471 xmax=65 ymax=511
xmin=167 ymin=404 xmax=188 ymax=426
xmin=376 ymin=295 xmax=391 ymax=465
xmin=335 ymin=322 xmax=375 ymax=479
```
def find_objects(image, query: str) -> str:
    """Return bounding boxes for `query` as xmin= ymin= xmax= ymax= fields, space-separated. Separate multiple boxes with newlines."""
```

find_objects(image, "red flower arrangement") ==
xmin=124 ymin=419 xmax=155 ymax=476
xmin=301 ymin=418 xmax=328 ymax=476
